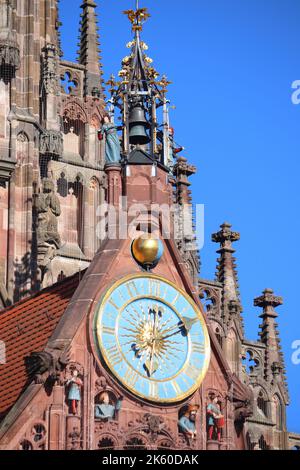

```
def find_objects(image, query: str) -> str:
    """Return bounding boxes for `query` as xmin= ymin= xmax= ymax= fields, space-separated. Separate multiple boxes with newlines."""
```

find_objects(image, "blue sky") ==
xmin=60 ymin=0 xmax=300 ymax=433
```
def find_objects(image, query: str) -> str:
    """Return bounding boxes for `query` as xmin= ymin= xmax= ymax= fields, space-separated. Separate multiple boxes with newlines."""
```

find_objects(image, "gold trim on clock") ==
xmin=94 ymin=273 xmax=211 ymax=404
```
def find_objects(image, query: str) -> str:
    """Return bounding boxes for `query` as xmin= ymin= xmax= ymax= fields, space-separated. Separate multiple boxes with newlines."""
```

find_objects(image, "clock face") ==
xmin=94 ymin=274 xmax=210 ymax=403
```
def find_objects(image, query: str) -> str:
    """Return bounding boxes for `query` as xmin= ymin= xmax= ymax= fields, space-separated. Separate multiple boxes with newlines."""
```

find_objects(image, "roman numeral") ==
xmin=106 ymin=345 xmax=123 ymax=367
xmin=102 ymin=326 xmax=115 ymax=336
xmin=149 ymin=381 xmax=159 ymax=399
xmin=184 ymin=364 xmax=200 ymax=381
xmin=149 ymin=279 xmax=160 ymax=297
xmin=161 ymin=285 xmax=169 ymax=299
xmin=108 ymin=299 xmax=120 ymax=311
xmin=126 ymin=281 xmax=139 ymax=297
xmin=192 ymin=342 xmax=206 ymax=354
xmin=171 ymin=380 xmax=182 ymax=395
xmin=124 ymin=368 xmax=139 ymax=388
xmin=171 ymin=292 xmax=180 ymax=306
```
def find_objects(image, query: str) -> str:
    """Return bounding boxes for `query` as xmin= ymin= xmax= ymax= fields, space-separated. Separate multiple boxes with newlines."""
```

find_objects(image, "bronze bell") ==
xmin=128 ymin=104 xmax=150 ymax=145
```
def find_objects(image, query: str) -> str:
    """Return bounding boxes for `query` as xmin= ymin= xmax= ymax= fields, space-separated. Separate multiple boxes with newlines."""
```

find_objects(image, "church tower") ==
xmin=0 ymin=2 xmax=252 ymax=450
xmin=0 ymin=0 xmax=106 ymax=307
xmin=0 ymin=1 xmax=298 ymax=451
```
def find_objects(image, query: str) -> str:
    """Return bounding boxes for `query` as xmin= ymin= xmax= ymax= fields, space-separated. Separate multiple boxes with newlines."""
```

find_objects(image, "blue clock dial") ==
xmin=95 ymin=274 xmax=210 ymax=403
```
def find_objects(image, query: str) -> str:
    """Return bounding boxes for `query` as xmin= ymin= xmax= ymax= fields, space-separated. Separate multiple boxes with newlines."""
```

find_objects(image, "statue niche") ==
xmin=178 ymin=404 xmax=199 ymax=441
xmin=34 ymin=178 xmax=61 ymax=286
xmin=66 ymin=368 xmax=83 ymax=416
xmin=206 ymin=392 xmax=225 ymax=442
xmin=94 ymin=391 xmax=122 ymax=421
xmin=63 ymin=118 xmax=84 ymax=159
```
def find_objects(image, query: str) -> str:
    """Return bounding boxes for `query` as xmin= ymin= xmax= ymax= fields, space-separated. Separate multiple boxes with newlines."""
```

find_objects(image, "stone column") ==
xmin=49 ymin=385 xmax=66 ymax=450
xmin=105 ymin=163 xmax=122 ymax=208
xmin=206 ymin=439 xmax=221 ymax=450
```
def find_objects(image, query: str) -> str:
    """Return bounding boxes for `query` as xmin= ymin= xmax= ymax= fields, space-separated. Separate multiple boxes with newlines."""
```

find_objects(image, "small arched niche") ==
xmin=94 ymin=390 xmax=121 ymax=421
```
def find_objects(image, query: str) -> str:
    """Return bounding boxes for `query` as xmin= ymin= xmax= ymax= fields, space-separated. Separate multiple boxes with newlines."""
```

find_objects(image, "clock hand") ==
xmin=161 ymin=317 xmax=198 ymax=340
xmin=161 ymin=330 xmax=183 ymax=340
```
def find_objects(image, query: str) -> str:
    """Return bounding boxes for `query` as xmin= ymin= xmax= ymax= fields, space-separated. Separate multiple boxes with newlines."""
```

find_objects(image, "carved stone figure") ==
xmin=39 ymin=130 xmax=63 ymax=157
xmin=66 ymin=369 xmax=83 ymax=415
xmin=35 ymin=179 xmax=61 ymax=247
xmin=35 ymin=179 xmax=61 ymax=284
xmin=142 ymin=413 xmax=165 ymax=443
xmin=25 ymin=350 xmax=68 ymax=385
xmin=0 ymin=40 xmax=20 ymax=70
xmin=98 ymin=115 xmax=121 ymax=164
xmin=95 ymin=392 xmax=122 ymax=420
xmin=178 ymin=405 xmax=199 ymax=439
xmin=42 ymin=44 xmax=59 ymax=94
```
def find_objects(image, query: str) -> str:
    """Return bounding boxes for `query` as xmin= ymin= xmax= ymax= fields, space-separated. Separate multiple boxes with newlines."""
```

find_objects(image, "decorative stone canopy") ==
xmin=254 ymin=288 xmax=283 ymax=318
xmin=39 ymin=130 xmax=64 ymax=158
xmin=0 ymin=40 xmax=20 ymax=69
xmin=0 ymin=159 xmax=16 ymax=185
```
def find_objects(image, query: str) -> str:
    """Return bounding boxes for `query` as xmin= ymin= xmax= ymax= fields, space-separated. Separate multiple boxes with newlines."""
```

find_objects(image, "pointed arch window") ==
xmin=273 ymin=395 xmax=284 ymax=430
xmin=257 ymin=390 xmax=268 ymax=417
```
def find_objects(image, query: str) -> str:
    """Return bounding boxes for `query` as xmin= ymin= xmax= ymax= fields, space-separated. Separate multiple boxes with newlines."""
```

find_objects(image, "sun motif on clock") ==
xmin=94 ymin=274 xmax=210 ymax=403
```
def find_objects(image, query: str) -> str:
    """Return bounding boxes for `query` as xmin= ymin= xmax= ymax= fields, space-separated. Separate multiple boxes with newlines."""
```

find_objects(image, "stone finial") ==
xmin=255 ymin=289 xmax=288 ymax=395
xmin=212 ymin=222 xmax=240 ymax=251
xmin=42 ymin=44 xmax=60 ymax=94
xmin=173 ymin=156 xmax=196 ymax=181
xmin=212 ymin=223 xmax=243 ymax=335
xmin=254 ymin=288 xmax=283 ymax=317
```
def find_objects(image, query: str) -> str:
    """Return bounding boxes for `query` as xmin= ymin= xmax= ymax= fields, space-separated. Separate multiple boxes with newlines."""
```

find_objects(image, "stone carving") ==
xmin=25 ymin=351 xmax=68 ymax=385
xmin=142 ymin=413 xmax=165 ymax=442
xmin=42 ymin=44 xmax=59 ymax=94
xmin=68 ymin=427 xmax=81 ymax=450
xmin=233 ymin=398 xmax=253 ymax=424
xmin=62 ymin=99 xmax=87 ymax=123
xmin=34 ymin=178 xmax=61 ymax=284
xmin=39 ymin=130 xmax=63 ymax=158
xmin=199 ymin=285 xmax=221 ymax=317
xmin=0 ymin=36 xmax=20 ymax=71
xmin=60 ymin=70 xmax=80 ymax=95
xmin=61 ymin=95 xmax=105 ymax=128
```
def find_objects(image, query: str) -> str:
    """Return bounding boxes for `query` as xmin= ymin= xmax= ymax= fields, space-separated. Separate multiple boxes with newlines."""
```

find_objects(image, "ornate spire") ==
xmin=212 ymin=223 xmax=243 ymax=331
xmin=55 ymin=0 xmax=63 ymax=57
xmin=107 ymin=3 xmax=172 ymax=162
xmin=78 ymin=0 xmax=104 ymax=97
xmin=254 ymin=289 xmax=288 ymax=396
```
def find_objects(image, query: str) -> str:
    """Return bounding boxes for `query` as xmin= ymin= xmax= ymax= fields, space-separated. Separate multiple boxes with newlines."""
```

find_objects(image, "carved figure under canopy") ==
xmin=207 ymin=395 xmax=225 ymax=441
xmin=35 ymin=178 xmax=61 ymax=249
xmin=98 ymin=115 xmax=121 ymax=164
xmin=66 ymin=369 xmax=83 ymax=416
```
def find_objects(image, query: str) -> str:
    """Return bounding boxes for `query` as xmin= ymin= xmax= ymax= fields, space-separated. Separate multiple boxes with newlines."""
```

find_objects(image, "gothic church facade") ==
xmin=0 ymin=0 xmax=299 ymax=451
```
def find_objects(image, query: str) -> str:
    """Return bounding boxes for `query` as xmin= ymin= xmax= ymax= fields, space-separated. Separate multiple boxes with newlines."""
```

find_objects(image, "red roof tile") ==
xmin=0 ymin=272 xmax=83 ymax=420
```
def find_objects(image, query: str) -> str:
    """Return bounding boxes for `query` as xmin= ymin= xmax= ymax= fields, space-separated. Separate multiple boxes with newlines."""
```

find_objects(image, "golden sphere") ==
xmin=131 ymin=237 xmax=164 ymax=267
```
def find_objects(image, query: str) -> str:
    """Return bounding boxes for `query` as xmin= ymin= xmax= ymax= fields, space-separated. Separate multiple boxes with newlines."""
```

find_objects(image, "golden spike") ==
xmin=105 ymin=74 xmax=117 ymax=89
xmin=123 ymin=7 xmax=150 ymax=33
xmin=158 ymin=74 xmax=172 ymax=93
